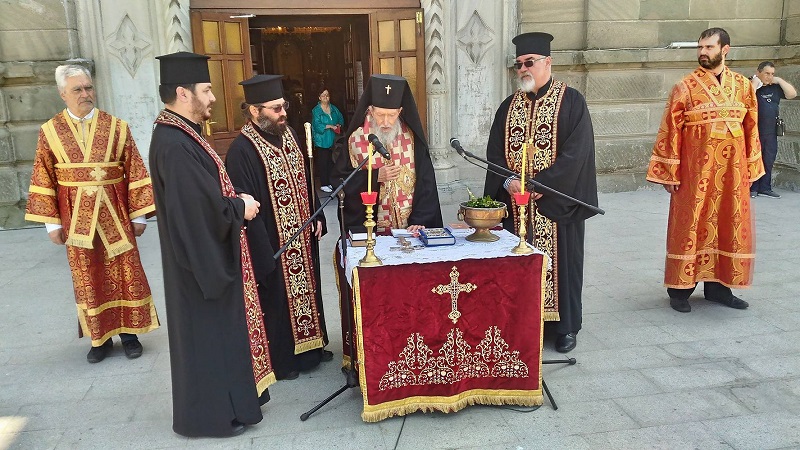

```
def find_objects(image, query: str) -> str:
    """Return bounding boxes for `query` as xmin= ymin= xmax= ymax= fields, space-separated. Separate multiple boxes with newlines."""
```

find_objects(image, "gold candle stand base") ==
xmin=359 ymin=202 xmax=383 ymax=267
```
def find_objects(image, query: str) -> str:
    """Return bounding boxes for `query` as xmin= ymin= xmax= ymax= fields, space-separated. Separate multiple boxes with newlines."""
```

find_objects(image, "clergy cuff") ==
xmin=503 ymin=176 xmax=518 ymax=190
xmin=45 ymin=223 xmax=62 ymax=233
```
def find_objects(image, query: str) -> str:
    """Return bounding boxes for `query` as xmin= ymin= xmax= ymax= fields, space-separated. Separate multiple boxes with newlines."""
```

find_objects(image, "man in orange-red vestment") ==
xmin=647 ymin=28 xmax=765 ymax=313
xmin=25 ymin=65 xmax=159 ymax=362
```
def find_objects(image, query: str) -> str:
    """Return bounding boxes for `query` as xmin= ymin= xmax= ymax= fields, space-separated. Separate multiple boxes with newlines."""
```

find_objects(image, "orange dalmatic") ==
xmin=26 ymin=109 xmax=159 ymax=345
xmin=647 ymin=67 xmax=765 ymax=289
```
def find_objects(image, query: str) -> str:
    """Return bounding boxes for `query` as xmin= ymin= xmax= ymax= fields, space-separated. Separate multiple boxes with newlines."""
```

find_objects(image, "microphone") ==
xmin=449 ymin=137 xmax=467 ymax=157
xmin=367 ymin=134 xmax=392 ymax=159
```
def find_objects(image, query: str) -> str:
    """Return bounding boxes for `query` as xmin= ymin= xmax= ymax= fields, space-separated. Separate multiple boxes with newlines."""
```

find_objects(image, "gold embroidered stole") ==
xmin=348 ymin=115 xmax=416 ymax=230
xmin=241 ymin=122 xmax=324 ymax=354
xmin=40 ymin=109 xmax=132 ymax=257
xmin=687 ymin=67 xmax=747 ymax=139
xmin=505 ymin=82 xmax=567 ymax=321
xmin=155 ymin=110 xmax=275 ymax=394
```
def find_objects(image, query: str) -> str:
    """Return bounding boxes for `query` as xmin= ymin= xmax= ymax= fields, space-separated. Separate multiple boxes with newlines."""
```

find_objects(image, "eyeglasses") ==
xmin=513 ymin=56 xmax=547 ymax=70
xmin=257 ymin=101 xmax=290 ymax=113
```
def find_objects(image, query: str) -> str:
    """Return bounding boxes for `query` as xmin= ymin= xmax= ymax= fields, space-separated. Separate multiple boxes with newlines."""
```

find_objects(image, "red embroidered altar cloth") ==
xmin=342 ymin=234 xmax=546 ymax=421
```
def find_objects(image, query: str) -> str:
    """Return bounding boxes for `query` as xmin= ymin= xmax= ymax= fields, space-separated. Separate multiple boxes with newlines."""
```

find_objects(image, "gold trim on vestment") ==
xmin=241 ymin=122 xmax=324 ymax=355
xmin=129 ymin=204 xmax=155 ymax=220
xmin=28 ymin=185 xmax=56 ymax=196
xmin=78 ymin=302 xmax=160 ymax=347
xmin=505 ymin=83 xmax=566 ymax=321
xmin=24 ymin=213 xmax=61 ymax=224
xmin=128 ymin=177 xmax=152 ymax=190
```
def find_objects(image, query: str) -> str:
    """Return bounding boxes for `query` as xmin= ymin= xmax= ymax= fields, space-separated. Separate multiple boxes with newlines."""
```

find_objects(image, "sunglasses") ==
xmin=513 ymin=56 xmax=547 ymax=70
xmin=258 ymin=101 xmax=290 ymax=113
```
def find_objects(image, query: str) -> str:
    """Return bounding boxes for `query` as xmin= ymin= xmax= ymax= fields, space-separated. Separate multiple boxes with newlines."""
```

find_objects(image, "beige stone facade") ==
xmin=1 ymin=0 xmax=799 ymax=228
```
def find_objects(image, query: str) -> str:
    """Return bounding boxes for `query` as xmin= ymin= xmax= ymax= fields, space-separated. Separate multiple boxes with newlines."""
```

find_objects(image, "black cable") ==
xmin=392 ymin=416 xmax=407 ymax=450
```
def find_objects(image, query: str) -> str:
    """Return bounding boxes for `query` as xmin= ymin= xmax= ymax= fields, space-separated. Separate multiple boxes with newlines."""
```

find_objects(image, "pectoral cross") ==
xmin=385 ymin=84 xmax=392 ymax=95
xmin=432 ymin=266 xmax=477 ymax=324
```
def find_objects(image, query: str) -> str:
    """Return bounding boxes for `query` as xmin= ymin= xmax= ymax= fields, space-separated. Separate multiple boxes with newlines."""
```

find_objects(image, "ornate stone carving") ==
xmin=165 ymin=0 xmax=191 ymax=53
xmin=423 ymin=0 xmax=445 ymax=88
xmin=106 ymin=14 xmax=151 ymax=78
xmin=457 ymin=10 xmax=494 ymax=66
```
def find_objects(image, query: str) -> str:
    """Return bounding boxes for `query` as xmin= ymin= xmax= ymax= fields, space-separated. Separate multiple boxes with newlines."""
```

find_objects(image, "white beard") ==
xmin=518 ymin=76 xmax=536 ymax=93
xmin=369 ymin=117 xmax=402 ymax=146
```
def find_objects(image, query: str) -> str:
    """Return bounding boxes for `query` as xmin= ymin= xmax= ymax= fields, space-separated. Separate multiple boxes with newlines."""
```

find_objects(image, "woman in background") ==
xmin=311 ymin=89 xmax=344 ymax=192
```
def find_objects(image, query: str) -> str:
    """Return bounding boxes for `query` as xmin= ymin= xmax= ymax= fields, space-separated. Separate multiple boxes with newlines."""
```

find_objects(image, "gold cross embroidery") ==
xmin=432 ymin=266 xmax=477 ymax=324
xmin=89 ymin=166 xmax=107 ymax=181
xmin=385 ymin=84 xmax=392 ymax=95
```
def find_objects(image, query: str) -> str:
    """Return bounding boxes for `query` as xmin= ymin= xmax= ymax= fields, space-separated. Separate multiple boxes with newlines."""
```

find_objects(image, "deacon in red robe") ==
xmin=25 ymin=64 xmax=158 ymax=363
xmin=647 ymin=28 xmax=764 ymax=313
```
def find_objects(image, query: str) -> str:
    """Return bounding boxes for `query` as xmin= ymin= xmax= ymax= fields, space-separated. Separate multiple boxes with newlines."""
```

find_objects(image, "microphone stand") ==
xmin=452 ymin=140 xmax=586 ymax=410
xmin=292 ymin=160 xmax=371 ymax=421
xmin=453 ymin=145 xmax=605 ymax=216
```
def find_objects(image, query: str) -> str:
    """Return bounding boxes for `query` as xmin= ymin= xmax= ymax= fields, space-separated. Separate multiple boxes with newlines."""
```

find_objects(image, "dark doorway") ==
xmin=249 ymin=15 xmax=370 ymax=134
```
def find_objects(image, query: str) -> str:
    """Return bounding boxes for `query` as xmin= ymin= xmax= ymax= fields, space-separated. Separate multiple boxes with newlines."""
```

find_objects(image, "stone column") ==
xmin=442 ymin=1 xmax=516 ymax=203
xmin=75 ymin=0 xmax=190 ymax=160
xmin=422 ymin=0 xmax=456 ymax=183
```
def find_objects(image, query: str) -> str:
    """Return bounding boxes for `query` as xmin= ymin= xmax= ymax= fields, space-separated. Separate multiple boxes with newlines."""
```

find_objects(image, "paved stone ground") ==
xmin=1 ymin=189 xmax=799 ymax=450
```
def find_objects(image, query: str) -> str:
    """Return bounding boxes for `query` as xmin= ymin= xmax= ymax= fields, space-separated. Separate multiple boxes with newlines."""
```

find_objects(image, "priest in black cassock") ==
xmin=332 ymin=74 xmax=442 ymax=233
xmin=226 ymin=74 xmax=331 ymax=381
xmin=484 ymin=32 xmax=599 ymax=353
xmin=149 ymin=52 xmax=274 ymax=437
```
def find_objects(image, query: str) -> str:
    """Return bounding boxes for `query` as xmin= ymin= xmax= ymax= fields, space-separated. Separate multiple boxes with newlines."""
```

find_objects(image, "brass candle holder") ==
xmin=359 ymin=192 xmax=382 ymax=267
xmin=511 ymin=192 xmax=534 ymax=254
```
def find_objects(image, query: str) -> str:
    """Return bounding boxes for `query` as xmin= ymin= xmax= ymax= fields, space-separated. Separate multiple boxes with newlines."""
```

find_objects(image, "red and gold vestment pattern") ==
xmin=349 ymin=114 xmax=416 ymax=231
xmin=504 ymin=82 xmax=567 ymax=321
xmin=647 ymin=67 xmax=765 ymax=288
xmin=25 ymin=109 xmax=158 ymax=345
xmin=241 ymin=122 xmax=325 ymax=354
xmin=154 ymin=110 xmax=275 ymax=394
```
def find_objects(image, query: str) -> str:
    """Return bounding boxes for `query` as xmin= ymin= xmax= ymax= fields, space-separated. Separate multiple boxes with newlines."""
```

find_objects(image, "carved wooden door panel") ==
xmin=369 ymin=8 xmax=427 ymax=137
xmin=190 ymin=11 xmax=252 ymax=158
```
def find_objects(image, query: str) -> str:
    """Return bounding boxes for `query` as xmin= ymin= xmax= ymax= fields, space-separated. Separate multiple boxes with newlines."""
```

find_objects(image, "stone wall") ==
xmin=0 ymin=0 xmax=81 ymax=228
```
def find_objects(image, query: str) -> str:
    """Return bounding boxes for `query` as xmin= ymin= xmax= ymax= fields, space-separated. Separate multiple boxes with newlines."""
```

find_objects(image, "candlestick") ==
xmin=520 ymin=142 xmax=527 ymax=194
xmin=367 ymin=143 xmax=373 ymax=194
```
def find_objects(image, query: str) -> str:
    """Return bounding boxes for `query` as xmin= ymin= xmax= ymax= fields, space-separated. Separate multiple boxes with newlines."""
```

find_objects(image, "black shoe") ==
xmin=706 ymin=294 xmax=749 ymax=309
xmin=86 ymin=339 xmax=113 ymax=363
xmin=230 ymin=420 xmax=245 ymax=436
xmin=321 ymin=349 xmax=334 ymax=362
xmin=750 ymin=191 xmax=757 ymax=199
xmin=281 ymin=371 xmax=300 ymax=380
xmin=123 ymin=339 xmax=143 ymax=359
xmin=759 ymin=190 xmax=781 ymax=199
xmin=669 ymin=297 xmax=691 ymax=313
xmin=555 ymin=333 xmax=577 ymax=353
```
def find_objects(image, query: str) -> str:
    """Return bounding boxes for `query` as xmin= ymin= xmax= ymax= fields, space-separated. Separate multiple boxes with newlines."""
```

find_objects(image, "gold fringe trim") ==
xmin=543 ymin=311 xmax=560 ymax=321
xmin=256 ymin=372 xmax=277 ymax=396
xmin=294 ymin=338 xmax=324 ymax=354
xmin=24 ymin=214 xmax=61 ymax=225
xmin=65 ymin=236 xmax=94 ymax=249
xmin=361 ymin=389 xmax=543 ymax=422
xmin=104 ymin=239 xmax=134 ymax=259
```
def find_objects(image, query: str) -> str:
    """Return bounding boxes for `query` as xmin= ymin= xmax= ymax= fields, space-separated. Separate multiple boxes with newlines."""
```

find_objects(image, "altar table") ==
xmin=336 ymin=230 xmax=547 ymax=421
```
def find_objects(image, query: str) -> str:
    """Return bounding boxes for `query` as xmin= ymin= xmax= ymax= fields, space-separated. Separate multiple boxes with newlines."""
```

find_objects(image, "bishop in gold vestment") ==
xmin=25 ymin=65 xmax=158 ymax=361
xmin=647 ymin=28 xmax=764 ymax=312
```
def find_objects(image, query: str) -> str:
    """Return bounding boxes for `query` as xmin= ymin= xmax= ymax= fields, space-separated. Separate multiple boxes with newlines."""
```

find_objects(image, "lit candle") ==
xmin=367 ymin=143 xmax=373 ymax=194
xmin=520 ymin=142 xmax=527 ymax=195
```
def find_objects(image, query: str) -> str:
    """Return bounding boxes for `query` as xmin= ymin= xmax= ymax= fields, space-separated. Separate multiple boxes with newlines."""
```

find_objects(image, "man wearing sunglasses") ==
xmin=226 ymin=74 xmax=332 ymax=382
xmin=484 ymin=32 xmax=599 ymax=353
